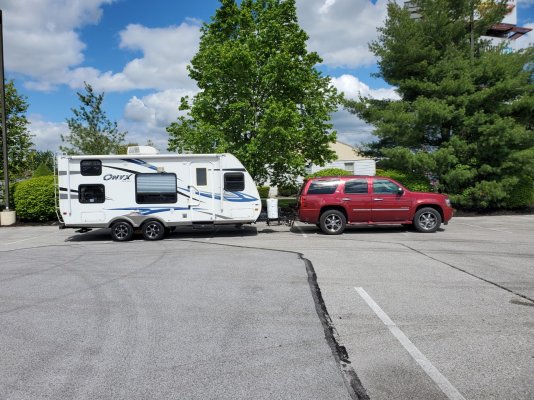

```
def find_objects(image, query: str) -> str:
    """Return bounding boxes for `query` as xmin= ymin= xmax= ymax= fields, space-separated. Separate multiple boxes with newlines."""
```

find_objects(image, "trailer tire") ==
xmin=111 ymin=221 xmax=134 ymax=242
xmin=142 ymin=220 xmax=165 ymax=241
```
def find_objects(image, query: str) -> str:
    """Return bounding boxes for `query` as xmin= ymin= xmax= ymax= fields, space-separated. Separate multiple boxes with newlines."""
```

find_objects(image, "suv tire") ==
xmin=413 ymin=207 xmax=441 ymax=233
xmin=319 ymin=210 xmax=346 ymax=235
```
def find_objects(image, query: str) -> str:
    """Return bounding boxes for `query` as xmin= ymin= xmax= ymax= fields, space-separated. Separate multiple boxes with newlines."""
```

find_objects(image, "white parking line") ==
xmin=354 ymin=287 xmax=467 ymax=400
xmin=293 ymin=223 xmax=308 ymax=238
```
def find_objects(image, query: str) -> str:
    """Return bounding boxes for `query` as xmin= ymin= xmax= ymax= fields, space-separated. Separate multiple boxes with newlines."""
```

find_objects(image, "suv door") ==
xmin=371 ymin=178 xmax=412 ymax=222
xmin=342 ymin=178 xmax=372 ymax=223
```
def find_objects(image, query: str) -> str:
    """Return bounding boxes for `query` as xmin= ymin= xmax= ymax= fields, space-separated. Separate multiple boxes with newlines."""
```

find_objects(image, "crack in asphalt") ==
xmin=180 ymin=238 xmax=370 ymax=400
xmin=401 ymin=244 xmax=534 ymax=304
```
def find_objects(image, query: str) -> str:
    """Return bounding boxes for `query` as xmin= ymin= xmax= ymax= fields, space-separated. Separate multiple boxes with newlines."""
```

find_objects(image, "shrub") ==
xmin=277 ymin=183 xmax=299 ymax=197
xmin=376 ymin=169 xmax=431 ymax=192
xmin=257 ymin=186 xmax=270 ymax=198
xmin=506 ymin=178 xmax=534 ymax=209
xmin=13 ymin=176 xmax=56 ymax=222
xmin=307 ymin=168 xmax=351 ymax=178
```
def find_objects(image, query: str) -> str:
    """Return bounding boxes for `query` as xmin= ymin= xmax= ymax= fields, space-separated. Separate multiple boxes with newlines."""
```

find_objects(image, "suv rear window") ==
xmin=306 ymin=180 xmax=339 ymax=195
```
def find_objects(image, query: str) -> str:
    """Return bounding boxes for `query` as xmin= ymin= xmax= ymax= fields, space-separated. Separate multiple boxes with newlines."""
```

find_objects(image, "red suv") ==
xmin=296 ymin=176 xmax=453 ymax=234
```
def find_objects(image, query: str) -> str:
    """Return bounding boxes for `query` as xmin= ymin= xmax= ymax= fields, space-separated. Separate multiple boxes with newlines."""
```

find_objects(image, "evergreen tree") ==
xmin=26 ymin=150 xmax=54 ymax=177
xmin=61 ymin=83 xmax=126 ymax=155
xmin=167 ymin=0 xmax=340 ymax=185
xmin=0 ymin=80 xmax=33 ymax=179
xmin=346 ymin=0 xmax=534 ymax=209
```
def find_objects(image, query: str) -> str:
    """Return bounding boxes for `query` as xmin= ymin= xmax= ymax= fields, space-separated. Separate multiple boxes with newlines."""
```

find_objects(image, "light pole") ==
xmin=0 ymin=10 xmax=9 ymax=211
xmin=0 ymin=9 xmax=15 ymax=225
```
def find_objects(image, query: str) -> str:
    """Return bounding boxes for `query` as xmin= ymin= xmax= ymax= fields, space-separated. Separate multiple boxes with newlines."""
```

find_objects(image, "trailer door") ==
xmin=189 ymin=163 xmax=217 ymax=222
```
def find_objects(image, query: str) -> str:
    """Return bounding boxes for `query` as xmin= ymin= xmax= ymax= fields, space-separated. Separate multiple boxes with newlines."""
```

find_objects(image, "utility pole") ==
xmin=0 ymin=10 xmax=9 ymax=211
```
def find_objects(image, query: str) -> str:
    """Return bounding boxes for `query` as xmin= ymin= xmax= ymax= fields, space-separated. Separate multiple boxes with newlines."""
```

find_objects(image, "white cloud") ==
xmin=28 ymin=116 xmax=69 ymax=152
xmin=331 ymin=74 xmax=399 ymax=100
xmin=332 ymin=108 xmax=377 ymax=147
xmin=1 ymin=0 xmax=112 ymax=90
xmin=329 ymin=75 xmax=399 ymax=147
xmin=1 ymin=1 xmax=201 ymax=93
xmin=121 ymin=89 xmax=198 ymax=151
xmin=297 ymin=0 xmax=388 ymax=68
xmin=82 ymin=22 xmax=202 ymax=92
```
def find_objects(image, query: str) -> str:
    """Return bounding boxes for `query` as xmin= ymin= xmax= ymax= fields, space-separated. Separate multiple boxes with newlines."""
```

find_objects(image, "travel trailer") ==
xmin=55 ymin=147 xmax=261 ymax=241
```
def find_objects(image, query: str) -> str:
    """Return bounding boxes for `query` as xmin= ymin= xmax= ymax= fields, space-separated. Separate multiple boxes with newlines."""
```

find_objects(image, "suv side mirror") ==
xmin=397 ymin=187 xmax=404 ymax=195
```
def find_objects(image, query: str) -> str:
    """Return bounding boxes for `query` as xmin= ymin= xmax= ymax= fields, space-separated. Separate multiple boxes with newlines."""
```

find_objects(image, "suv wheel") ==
xmin=319 ymin=210 xmax=346 ymax=235
xmin=413 ymin=207 xmax=441 ymax=233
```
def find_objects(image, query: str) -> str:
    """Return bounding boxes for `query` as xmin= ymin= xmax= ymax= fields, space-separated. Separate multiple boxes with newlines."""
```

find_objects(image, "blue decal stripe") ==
xmin=177 ymin=186 xmax=258 ymax=202
xmin=107 ymin=207 xmax=188 ymax=216
xmin=121 ymin=158 xmax=158 ymax=171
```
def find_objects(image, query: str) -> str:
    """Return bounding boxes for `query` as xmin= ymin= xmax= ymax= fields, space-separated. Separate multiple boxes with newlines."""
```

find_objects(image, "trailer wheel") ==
xmin=142 ymin=220 xmax=165 ymax=241
xmin=111 ymin=221 xmax=134 ymax=242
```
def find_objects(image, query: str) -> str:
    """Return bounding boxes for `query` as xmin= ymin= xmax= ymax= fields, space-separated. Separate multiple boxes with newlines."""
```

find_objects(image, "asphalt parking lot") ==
xmin=1 ymin=215 xmax=533 ymax=400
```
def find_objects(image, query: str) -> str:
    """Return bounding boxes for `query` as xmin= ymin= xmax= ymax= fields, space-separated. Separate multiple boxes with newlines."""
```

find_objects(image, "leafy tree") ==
xmin=346 ymin=0 xmax=534 ymax=209
xmin=167 ymin=0 xmax=340 ymax=185
xmin=61 ymin=82 xmax=126 ymax=155
xmin=0 ymin=80 xmax=33 ymax=179
xmin=26 ymin=150 xmax=54 ymax=177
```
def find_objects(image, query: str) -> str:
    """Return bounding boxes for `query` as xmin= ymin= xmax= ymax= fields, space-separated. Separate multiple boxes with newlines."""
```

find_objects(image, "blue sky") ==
xmin=1 ymin=0 xmax=533 ymax=152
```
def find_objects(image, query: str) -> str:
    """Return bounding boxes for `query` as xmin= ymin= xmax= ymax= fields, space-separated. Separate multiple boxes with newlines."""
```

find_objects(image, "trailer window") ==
xmin=224 ymin=173 xmax=245 ymax=191
xmin=79 ymin=185 xmax=105 ymax=203
xmin=80 ymin=160 xmax=102 ymax=176
xmin=136 ymin=173 xmax=177 ymax=204
xmin=196 ymin=168 xmax=207 ymax=186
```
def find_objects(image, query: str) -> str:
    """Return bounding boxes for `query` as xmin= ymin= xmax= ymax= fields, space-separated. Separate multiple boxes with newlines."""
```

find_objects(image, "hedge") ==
xmin=13 ymin=176 xmax=56 ymax=222
xmin=257 ymin=186 xmax=270 ymax=198
xmin=306 ymin=168 xmax=351 ymax=178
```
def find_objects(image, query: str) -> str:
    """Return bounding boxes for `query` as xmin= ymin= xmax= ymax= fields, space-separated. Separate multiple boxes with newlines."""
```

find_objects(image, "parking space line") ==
xmin=354 ymin=287 xmax=467 ymax=400
xmin=294 ymin=224 xmax=308 ymax=238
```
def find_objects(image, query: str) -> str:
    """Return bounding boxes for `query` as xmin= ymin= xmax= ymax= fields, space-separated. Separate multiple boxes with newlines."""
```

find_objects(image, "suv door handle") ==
xmin=373 ymin=198 xmax=383 ymax=201
xmin=341 ymin=198 xmax=350 ymax=201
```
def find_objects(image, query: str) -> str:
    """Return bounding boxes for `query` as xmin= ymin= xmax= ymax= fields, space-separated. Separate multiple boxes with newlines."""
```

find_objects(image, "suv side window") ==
xmin=344 ymin=179 xmax=368 ymax=194
xmin=306 ymin=180 xmax=339 ymax=195
xmin=373 ymin=179 xmax=401 ymax=194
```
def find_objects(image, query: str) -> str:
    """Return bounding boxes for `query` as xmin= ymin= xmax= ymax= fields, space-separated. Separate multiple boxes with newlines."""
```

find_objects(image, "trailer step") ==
xmin=192 ymin=222 xmax=214 ymax=230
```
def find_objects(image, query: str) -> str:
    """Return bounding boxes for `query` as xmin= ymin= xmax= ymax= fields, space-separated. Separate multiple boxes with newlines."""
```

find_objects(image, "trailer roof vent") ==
xmin=127 ymin=146 xmax=159 ymax=155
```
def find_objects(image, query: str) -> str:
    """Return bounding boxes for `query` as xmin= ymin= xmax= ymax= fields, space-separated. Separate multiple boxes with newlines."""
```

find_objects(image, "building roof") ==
xmin=485 ymin=23 xmax=532 ymax=40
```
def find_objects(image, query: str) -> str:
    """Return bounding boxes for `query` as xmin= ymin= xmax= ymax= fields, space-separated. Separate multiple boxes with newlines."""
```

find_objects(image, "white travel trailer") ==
xmin=55 ymin=147 xmax=261 ymax=241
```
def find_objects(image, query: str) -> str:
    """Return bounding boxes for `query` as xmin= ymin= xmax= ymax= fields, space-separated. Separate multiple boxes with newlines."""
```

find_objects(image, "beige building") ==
xmin=307 ymin=141 xmax=376 ymax=176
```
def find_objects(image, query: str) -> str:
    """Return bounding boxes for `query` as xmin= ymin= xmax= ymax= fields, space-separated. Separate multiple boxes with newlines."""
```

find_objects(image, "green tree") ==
xmin=167 ymin=0 xmax=340 ymax=185
xmin=346 ymin=0 xmax=534 ymax=209
xmin=0 ymin=80 xmax=33 ymax=179
xmin=61 ymin=82 xmax=126 ymax=155
xmin=26 ymin=150 xmax=54 ymax=177
xmin=32 ymin=162 xmax=53 ymax=177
